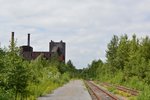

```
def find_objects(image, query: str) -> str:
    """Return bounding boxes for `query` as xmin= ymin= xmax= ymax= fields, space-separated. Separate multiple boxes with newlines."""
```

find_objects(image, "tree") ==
xmin=116 ymin=34 xmax=129 ymax=70
xmin=136 ymin=36 xmax=150 ymax=82
xmin=2 ymin=37 xmax=31 ymax=99
xmin=139 ymin=36 xmax=150 ymax=61
xmin=7 ymin=61 xmax=30 ymax=99
xmin=124 ymin=34 xmax=139 ymax=79
xmin=106 ymin=35 xmax=119 ymax=73
xmin=67 ymin=60 xmax=75 ymax=71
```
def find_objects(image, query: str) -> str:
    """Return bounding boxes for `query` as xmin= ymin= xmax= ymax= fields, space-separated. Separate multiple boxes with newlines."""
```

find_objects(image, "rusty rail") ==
xmin=85 ymin=81 xmax=119 ymax=100
xmin=102 ymin=82 xmax=139 ymax=96
xmin=116 ymin=86 xmax=139 ymax=96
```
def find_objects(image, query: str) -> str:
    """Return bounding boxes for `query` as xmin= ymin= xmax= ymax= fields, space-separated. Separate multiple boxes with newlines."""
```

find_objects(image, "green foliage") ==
xmin=81 ymin=34 xmax=150 ymax=99
xmin=81 ymin=59 xmax=103 ymax=80
xmin=138 ymin=85 xmax=150 ymax=100
xmin=0 ymin=39 xmax=76 ymax=99
xmin=106 ymin=35 xmax=119 ymax=73
xmin=116 ymin=34 xmax=129 ymax=70
xmin=0 ymin=89 xmax=11 ymax=100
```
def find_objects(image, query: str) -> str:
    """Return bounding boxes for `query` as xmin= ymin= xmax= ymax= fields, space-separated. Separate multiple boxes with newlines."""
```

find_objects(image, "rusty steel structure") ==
xmin=11 ymin=32 xmax=65 ymax=62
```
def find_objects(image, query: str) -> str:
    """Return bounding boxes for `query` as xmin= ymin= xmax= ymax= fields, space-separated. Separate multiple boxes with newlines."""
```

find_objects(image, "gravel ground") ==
xmin=38 ymin=80 xmax=92 ymax=100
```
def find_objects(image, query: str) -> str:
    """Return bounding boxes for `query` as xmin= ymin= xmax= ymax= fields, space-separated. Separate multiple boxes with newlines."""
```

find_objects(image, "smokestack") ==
xmin=11 ymin=32 xmax=14 ymax=43
xmin=11 ymin=32 xmax=15 ymax=51
xmin=28 ymin=33 xmax=30 ymax=46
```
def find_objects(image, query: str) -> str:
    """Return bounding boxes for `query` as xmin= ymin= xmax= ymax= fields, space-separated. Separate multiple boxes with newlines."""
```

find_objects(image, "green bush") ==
xmin=0 ymin=40 xmax=74 ymax=99
xmin=138 ymin=85 xmax=150 ymax=100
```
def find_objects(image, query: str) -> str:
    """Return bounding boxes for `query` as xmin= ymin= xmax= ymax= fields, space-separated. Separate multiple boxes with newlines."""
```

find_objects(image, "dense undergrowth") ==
xmin=81 ymin=34 xmax=150 ymax=99
xmin=0 ymin=40 xmax=76 ymax=100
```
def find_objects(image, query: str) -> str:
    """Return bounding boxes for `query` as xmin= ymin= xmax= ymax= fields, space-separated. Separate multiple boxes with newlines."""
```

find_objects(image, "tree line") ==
xmin=81 ymin=34 xmax=150 ymax=99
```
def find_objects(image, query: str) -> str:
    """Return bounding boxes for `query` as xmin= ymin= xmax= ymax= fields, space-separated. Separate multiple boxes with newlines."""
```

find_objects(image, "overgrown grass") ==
xmin=27 ymin=80 xmax=61 ymax=99
xmin=97 ymin=73 xmax=150 ymax=99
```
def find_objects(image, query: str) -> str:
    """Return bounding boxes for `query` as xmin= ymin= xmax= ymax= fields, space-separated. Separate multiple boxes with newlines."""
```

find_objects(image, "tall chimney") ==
xmin=11 ymin=32 xmax=14 ymax=43
xmin=11 ymin=32 xmax=15 ymax=51
xmin=28 ymin=33 xmax=30 ymax=46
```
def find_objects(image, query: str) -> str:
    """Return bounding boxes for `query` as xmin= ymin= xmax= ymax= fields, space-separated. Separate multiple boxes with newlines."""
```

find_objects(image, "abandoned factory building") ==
xmin=18 ymin=33 xmax=65 ymax=62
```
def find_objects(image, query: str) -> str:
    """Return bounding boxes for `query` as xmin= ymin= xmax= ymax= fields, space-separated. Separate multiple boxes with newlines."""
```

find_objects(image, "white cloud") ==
xmin=0 ymin=0 xmax=150 ymax=68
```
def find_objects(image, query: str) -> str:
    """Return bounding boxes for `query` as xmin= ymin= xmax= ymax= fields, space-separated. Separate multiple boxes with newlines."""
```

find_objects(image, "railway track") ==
xmin=101 ymin=82 xmax=139 ymax=96
xmin=85 ymin=81 xmax=120 ymax=100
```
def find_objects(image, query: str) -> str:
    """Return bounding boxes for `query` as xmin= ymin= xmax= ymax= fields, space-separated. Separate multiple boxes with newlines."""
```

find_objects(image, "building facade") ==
xmin=18 ymin=33 xmax=65 ymax=62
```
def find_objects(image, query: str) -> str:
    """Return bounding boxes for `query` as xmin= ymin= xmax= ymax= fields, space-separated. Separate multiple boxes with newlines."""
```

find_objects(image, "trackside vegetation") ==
xmin=81 ymin=34 xmax=150 ymax=99
xmin=0 ymin=40 xmax=76 ymax=99
xmin=1 ymin=34 xmax=150 ymax=99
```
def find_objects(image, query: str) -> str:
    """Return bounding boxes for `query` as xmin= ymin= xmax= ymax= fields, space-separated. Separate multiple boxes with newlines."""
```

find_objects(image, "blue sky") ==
xmin=0 ymin=0 xmax=150 ymax=69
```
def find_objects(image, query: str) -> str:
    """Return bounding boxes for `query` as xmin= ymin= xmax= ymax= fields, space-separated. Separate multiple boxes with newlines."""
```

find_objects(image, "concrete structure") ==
xmin=10 ymin=32 xmax=65 ymax=62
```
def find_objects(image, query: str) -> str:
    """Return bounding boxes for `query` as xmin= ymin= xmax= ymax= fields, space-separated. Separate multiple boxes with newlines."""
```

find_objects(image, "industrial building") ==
xmin=11 ymin=32 xmax=65 ymax=62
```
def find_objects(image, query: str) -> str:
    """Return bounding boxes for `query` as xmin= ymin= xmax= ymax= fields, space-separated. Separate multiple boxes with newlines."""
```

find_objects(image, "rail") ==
xmin=85 ymin=81 xmax=120 ymax=100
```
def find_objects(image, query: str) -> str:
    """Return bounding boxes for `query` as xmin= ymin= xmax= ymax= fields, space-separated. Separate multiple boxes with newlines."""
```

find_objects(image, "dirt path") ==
xmin=38 ymin=80 xmax=92 ymax=100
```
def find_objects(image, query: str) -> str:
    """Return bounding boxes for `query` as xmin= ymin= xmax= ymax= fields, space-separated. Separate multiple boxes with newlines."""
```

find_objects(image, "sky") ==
xmin=0 ymin=0 xmax=150 ymax=69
